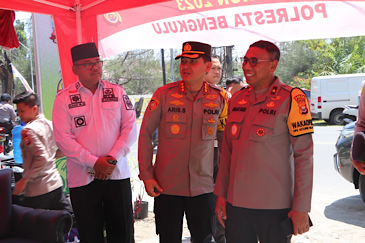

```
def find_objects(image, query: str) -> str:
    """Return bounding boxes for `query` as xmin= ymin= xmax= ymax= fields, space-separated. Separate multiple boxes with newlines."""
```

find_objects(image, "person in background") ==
xmin=204 ymin=55 xmax=227 ymax=243
xmin=139 ymin=41 xmax=227 ymax=243
xmin=52 ymin=42 xmax=137 ymax=243
xmin=12 ymin=91 xmax=72 ymax=213
xmin=225 ymin=76 xmax=246 ymax=96
xmin=215 ymin=40 xmax=314 ymax=243
xmin=0 ymin=93 xmax=16 ymax=134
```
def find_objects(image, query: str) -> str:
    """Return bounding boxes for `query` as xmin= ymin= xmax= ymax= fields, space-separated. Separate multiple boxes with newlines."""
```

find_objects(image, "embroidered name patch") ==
xmin=168 ymin=107 xmax=186 ymax=113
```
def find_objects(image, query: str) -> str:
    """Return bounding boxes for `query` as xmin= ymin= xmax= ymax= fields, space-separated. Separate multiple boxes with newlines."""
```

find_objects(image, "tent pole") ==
xmin=33 ymin=0 xmax=74 ymax=11
xmin=81 ymin=0 xmax=106 ymax=11
xmin=75 ymin=0 xmax=82 ymax=44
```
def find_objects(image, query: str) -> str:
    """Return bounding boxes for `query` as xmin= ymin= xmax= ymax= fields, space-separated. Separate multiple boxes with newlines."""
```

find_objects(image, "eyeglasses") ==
xmin=74 ymin=60 xmax=103 ymax=70
xmin=242 ymin=57 xmax=272 ymax=67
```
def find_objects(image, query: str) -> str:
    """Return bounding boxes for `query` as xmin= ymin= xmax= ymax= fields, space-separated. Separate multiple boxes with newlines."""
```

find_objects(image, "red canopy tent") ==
xmin=0 ymin=10 xmax=19 ymax=49
xmin=0 ymin=0 xmax=173 ymax=88
xmin=2 ymin=0 xmax=365 ymax=89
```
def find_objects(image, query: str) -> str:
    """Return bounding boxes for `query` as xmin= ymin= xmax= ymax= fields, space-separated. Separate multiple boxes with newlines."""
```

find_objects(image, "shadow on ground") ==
xmin=324 ymin=194 xmax=365 ymax=228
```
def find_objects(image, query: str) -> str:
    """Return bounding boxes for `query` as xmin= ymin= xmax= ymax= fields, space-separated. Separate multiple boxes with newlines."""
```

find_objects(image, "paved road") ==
xmin=130 ymin=125 xmax=365 ymax=242
xmin=4 ymin=124 xmax=364 ymax=242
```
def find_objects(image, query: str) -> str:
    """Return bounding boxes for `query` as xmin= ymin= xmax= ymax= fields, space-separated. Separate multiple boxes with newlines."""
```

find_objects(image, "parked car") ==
xmin=333 ymin=121 xmax=365 ymax=203
xmin=311 ymin=73 xmax=365 ymax=125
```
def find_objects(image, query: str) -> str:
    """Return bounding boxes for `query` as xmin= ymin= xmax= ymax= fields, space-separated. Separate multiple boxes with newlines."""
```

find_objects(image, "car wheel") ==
xmin=359 ymin=175 xmax=365 ymax=203
xmin=329 ymin=110 xmax=344 ymax=125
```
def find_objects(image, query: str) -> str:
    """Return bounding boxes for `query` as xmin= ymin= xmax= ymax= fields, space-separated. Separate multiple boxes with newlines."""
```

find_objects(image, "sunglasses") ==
xmin=74 ymin=61 xmax=104 ymax=70
xmin=242 ymin=57 xmax=273 ymax=67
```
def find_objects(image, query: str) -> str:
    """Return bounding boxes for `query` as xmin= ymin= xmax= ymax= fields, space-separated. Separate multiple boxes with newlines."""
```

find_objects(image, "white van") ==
xmin=310 ymin=73 xmax=365 ymax=125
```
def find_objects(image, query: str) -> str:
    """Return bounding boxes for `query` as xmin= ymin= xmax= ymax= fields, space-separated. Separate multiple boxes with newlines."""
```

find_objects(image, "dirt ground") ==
xmin=133 ymin=193 xmax=365 ymax=243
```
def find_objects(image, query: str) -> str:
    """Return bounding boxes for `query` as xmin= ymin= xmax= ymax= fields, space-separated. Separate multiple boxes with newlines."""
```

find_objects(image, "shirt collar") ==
xmin=74 ymin=79 xmax=105 ymax=91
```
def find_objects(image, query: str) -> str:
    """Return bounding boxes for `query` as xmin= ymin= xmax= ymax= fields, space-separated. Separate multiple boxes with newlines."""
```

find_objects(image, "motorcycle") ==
xmin=340 ymin=105 xmax=358 ymax=124
xmin=0 ymin=126 xmax=13 ymax=155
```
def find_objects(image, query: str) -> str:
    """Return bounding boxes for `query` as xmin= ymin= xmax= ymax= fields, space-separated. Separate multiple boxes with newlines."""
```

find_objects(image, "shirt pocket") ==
xmin=202 ymin=114 xmax=218 ymax=140
xmin=165 ymin=113 xmax=187 ymax=139
xmin=101 ymin=101 xmax=120 ymax=123
xmin=249 ymin=114 xmax=275 ymax=142
xmin=67 ymin=106 xmax=88 ymax=129
xmin=227 ymin=112 xmax=245 ymax=140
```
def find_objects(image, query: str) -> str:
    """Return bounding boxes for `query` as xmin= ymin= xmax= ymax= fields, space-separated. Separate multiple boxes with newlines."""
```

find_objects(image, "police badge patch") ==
xmin=68 ymin=94 xmax=86 ymax=109
xmin=74 ymin=116 xmax=86 ymax=128
xmin=102 ymin=88 xmax=118 ymax=102
xmin=123 ymin=95 xmax=134 ymax=110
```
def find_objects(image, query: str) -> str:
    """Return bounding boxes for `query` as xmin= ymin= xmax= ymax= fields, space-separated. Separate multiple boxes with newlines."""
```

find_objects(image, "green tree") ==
xmin=303 ymin=37 xmax=365 ymax=76
xmin=104 ymin=50 xmax=166 ymax=95
xmin=0 ymin=17 xmax=34 ymax=96
xmin=275 ymin=41 xmax=317 ymax=85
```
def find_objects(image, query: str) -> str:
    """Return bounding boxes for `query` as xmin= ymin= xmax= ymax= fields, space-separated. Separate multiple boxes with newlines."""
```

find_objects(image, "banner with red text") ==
xmin=97 ymin=0 xmax=365 ymax=56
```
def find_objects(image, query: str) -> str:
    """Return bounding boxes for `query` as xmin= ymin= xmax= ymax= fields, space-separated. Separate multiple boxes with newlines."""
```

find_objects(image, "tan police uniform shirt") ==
xmin=214 ymin=77 xmax=314 ymax=212
xmin=139 ymin=80 xmax=227 ymax=196
xmin=21 ymin=114 xmax=63 ymax=197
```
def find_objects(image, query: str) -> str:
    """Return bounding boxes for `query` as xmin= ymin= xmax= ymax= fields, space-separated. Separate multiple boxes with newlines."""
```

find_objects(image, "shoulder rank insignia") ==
xmin=271 ymin=96 xmax=281 ymax=100
xmin=287 ymin=88 xmax=313 ymax=137
xmin=247 ymin=87 xmax=252 ymax=94
xmin=204 ymin=102 xmax=219 ymax=108
xmin=208 ymin=117 xmax=216 ymax=123
xmin=204 ymin=82 xmax=209 ymax=93
xmin=171 ymin=93 xmax=184 ymax=99
xmin=266 ymin=102 xmax=275 ymax=108
xmin=148 ymin=97 xmax=160 ymax=111
xmin=180 ymin=81 xmax=186 ymax=92
xmin=21 ymin=129 xmax=31 ymax=145
xmin=270 ymin=86 xmax=278 ymax=95
xmin=238 ymin=99 xmax=247 ymax=105
xmin=169 ymin=100 xmax=185 ymax=106
xmin=205 ymin=94 xmax=217 ymax=100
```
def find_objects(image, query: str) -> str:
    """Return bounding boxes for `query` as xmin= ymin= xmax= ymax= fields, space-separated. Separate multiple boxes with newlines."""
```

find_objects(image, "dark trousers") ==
xmin=23 ymin=187 xmax=73 ymax=213
xmin=69 ymin=178 xmax=134 ymax=243
xmin=213 ymin=147 xmax=226 ymax=243
xmin=226 ymin=203 xmax=291 ymax=243
xmin=154 ymin=193 xmax=216 ymax=243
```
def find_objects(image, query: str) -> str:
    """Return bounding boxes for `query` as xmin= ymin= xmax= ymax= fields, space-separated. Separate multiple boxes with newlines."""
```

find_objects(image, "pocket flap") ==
xmin=229 ymin=112 xmax=245 ymax=123
xmin=67 ymin=106 xmax=87 ymax=117
xmin=252 ymin=114 xmax=275 ymax=128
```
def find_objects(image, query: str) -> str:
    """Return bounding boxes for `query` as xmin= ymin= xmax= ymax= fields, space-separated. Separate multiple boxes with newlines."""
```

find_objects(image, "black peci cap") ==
xmin=175 ymin=41 xmax=211 ymax=61
xmin=352 ymin=131 xmax=365 ymax=161
xmin=71 ymin=42 xmax=99 ymax=63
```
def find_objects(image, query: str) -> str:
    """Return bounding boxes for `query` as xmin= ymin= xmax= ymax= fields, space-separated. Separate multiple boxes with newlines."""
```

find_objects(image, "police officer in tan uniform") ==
xmin=139 ymin=41 xmax=227 ymax=243
xmin=214 ymin=40 xmax=314 ymax=243
xmin=204 ymin=55 xmax=227 ymax=243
